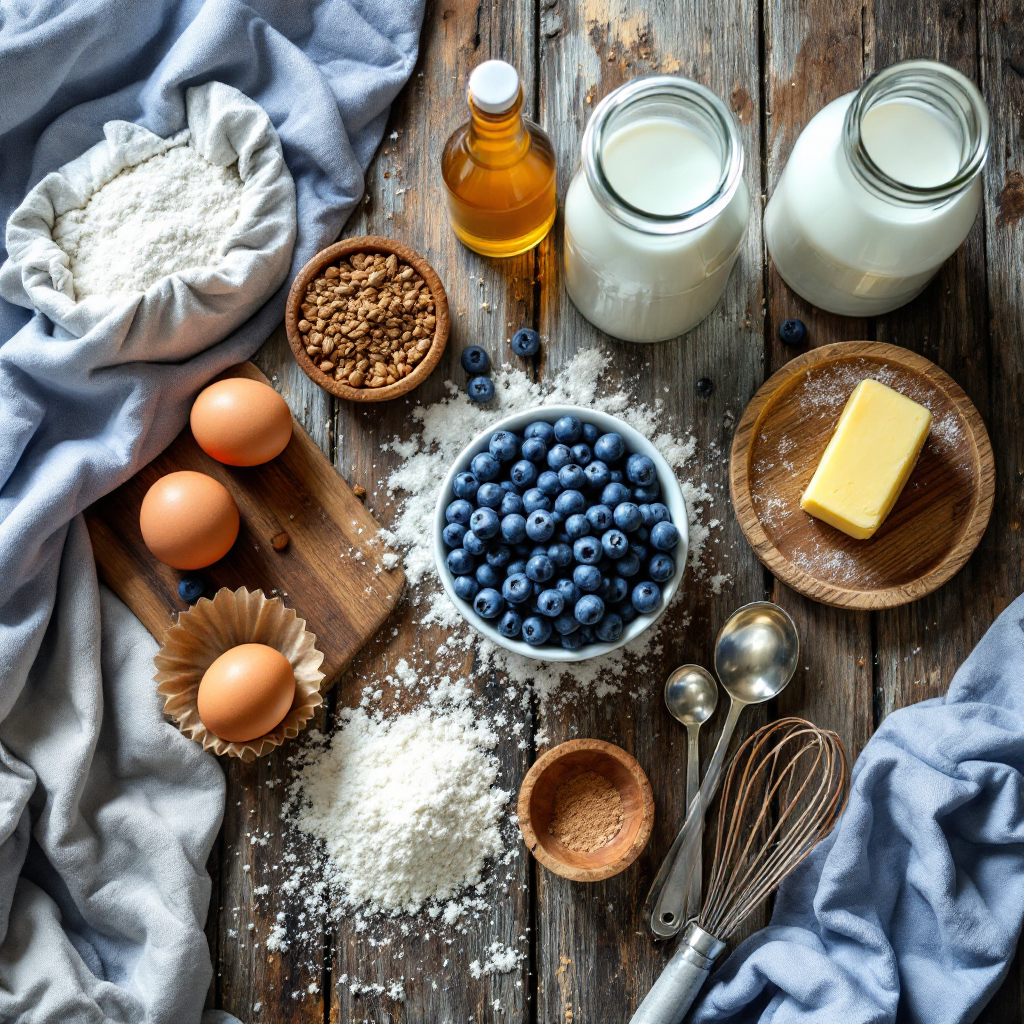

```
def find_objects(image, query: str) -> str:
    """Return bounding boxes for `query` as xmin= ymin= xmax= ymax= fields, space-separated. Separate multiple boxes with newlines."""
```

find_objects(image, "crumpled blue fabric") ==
xmin=0 ymin=2 xmax=424 ymax=1021
xmin=692 ymin=592 xmax=1024 ymax=1024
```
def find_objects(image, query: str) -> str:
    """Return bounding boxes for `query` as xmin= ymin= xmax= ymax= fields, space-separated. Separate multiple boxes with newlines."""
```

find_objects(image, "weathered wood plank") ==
xmin=536 ymin=0 xmax=766 ymax=1017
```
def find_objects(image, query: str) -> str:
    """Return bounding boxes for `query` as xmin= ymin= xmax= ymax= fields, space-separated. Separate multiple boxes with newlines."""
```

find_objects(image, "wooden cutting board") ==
xmin=85 ymin=363 xmax=405 ymax=688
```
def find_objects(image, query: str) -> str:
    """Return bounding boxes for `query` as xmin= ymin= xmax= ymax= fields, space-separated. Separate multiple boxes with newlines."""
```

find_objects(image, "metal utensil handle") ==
xmin=684 ymin=726 xmax=702 ymax=920
xmin=648 ymin=700 xmax=744 ymax=938
xmin=629 ymin=924 xmax=726 ymax=1024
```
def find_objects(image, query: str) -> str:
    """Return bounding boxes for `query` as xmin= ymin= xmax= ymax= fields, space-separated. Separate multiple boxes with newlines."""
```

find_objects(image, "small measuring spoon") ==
xmin=647 ymin=602 xmax=799 ymax=939
xmin=664 ymin=666 xmax=719 ymax=923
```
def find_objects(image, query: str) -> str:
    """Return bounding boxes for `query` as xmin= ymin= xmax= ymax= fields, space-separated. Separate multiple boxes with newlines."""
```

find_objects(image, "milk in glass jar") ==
xmin=563 ymin=77 xmax=750 ymax=343
xmin=765 ymin=59 xmax=989 ymax=317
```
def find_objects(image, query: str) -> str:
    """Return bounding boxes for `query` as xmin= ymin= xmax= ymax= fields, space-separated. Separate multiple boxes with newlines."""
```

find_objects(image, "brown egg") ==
xmin=197 ymin=643 xmax=296 ymax=742
xmin=139 ymin=471 xmax=239 ymax=570
xmin=190 ymin=378 xmax=293 ymax=466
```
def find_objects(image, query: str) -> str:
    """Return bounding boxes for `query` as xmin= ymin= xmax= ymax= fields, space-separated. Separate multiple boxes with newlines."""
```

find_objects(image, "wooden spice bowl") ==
xmin=517 ymin=739 xmax=654 ymax=882
xmin=285 ymin=235 xmax=449 ymax=402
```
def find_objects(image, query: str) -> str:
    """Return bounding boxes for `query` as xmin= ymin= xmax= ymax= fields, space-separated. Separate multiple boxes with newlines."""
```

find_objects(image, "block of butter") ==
xmin=800 ymin=378 xmax=932 ymax=540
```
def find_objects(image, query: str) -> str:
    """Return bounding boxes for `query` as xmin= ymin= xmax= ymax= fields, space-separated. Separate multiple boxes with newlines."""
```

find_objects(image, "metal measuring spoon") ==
xmin=647 ymin=602 xmax=800 ymax=939
xmin=664 ymin=666 xmax=719 ymax=924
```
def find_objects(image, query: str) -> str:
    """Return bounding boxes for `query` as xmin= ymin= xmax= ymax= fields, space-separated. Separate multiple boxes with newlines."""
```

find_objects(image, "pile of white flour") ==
xmin=52 ymin=141 xmax=244 ymax=299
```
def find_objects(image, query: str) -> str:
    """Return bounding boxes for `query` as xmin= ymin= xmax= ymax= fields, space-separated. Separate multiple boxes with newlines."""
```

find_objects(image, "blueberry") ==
xmin=521 ymin=437 xmax=548 ymax=463
xmin=530 ymin=543 xmax=550 ymax=559
xmin=463 ymin=530 xmax=488 ymax=556
xmin=476 ymin=482 xmax=504 ymax=508
xmin=582 ymin=423 xmax=600 ymax=445
xmin=583 ymin=461 xmax=610 ymax=490
xmin=565 ymin=514 xmax=591 ymax=540
xmin=522 ymin=616 xmax=552 ymax=645
xmin=553 ymin=611 xmax=580 ymax=635
xmin=486 ymin=545 xmax=512 ymax=569
xmin=555 ymin=578 xmax=581 ymax=605
xmin=537 ymin=589 xmax=564 ymax=617
xmin=596 ymin=613 xmax=624 ymax=643
xmin=474 ymin=588 xmax=505 ymax=619
xmin=649 ymin=553 xmax=676 ymax=582
xmin=632 ymin=581 xmax=661 ymax=614
xmin=447 ymin=548 xmax=474 ymax=575
xmin=632 ymin=481 xmax=661 ymax=502
xmin=489 ymin=430 xmax=519 ymax=462
xmin=650 ymin=520 xmax=680 ymax=551
xmin=461 ymin=346 xmax=491 ymax=374
xmin=570 ymin=443 xmax=592 ymax=467
xmin=547 ymin=444 xmax=573 ymax=471
xmin=501 ymin=491 xmax=525 ymax=517
xmin=602 ymin=482 xmax=632 ymax=507
xmin=536 ymin=470 xmax=561 ymax=496
xmin=629 ymin=540 xmax=649 ymax=562
xmin=553 ymin=415 xmax=582 ymax=444
xmin=442 ymin=523 xmax=467 ymax=548
xmin=453 ymin=471 xmax=479 ymax=501
xmin=453 ymin=575 xmax=479 ymax=601
xmin=526 ymin=510 xmax=555 ymax=542
xmin=501 ymin=479 xmax=519 ymax=492
xmin=558 ymin=464 xmax=586 ymax=490
xmin=501 ymin=513 xmax=527 ymax=544
xmin=471 ymin=452 xmax=500 ymax=481
xmin=178 ymin=576 xmax=205 ymax=603
xmin=626 ymin=454 xmax=656 ymax=487
xmin=610 ymin=470 xmax=625 ymax=484
xmin=523 ymin=488 xmax=552 ymax=514
xmin=503 ymin=573 xmax=532 ymax=604
xmin=507 ymin=560 xmax=527 ymax=577
xmin=524 ymin=421 xmax=555 ymax=445
xmin=561 ymin=631 xmax=584 ymax=650
xmin=467 ymin=376 xmax=495 ymax=403
xmin=551 ymin=510 xmax=566 ymax=527
xmin=548 ymin=542 xmax=573 ymax=568
xmin=511 ymin=327 xmax=541 ymax=357
xmin=498 ymin=610 xmax=523 ymax=638
xmin=594 ymin=433 xmax=625 ymax=463
xmin=614 ymin=553 xmax=641 ymax=578
xmin=641 ymin=502 xmax=671 ymax=527
xmin=554 ymin=490 xmax=585 ymax=516
xmin=606 ymin=576 xmax=629 ymax=604
xmin=476 ymin=563 xmax=502 ymax=588
xmin=586 ymin=504 xmax=613 ymax=532
xmin=572 ymin=536 xmax=602 ymax=565
xmin=580 ymin=626 xmax=597 ymax=644
xmin=526 ymin=554 xmax=554 ymax=583
xmin=575 ymin=594 xmax=605 ymax=625
xmin=779 ymin=318 xmax=807 ymax=346
xmin=619 ymin=602 xmax=639 ymax=625
xmin=446 ymin=498 xmax=473 ymax=525
xmin=635 ymin=526 xmax=650 ymax=543
xmin=573 ymin=564 xmax=602 ymax=592
xmin=613 ymin=502 xmax=643 ymax=532
xmin=511 ymin=460 xmax=539 ymax=489
xmin=470 ymin=507 xmax=500 ymax=540
xmin=601 ymin=529 xmax=629 ymax=559
xmin=695 ymin=376 xmax=715 ymax=397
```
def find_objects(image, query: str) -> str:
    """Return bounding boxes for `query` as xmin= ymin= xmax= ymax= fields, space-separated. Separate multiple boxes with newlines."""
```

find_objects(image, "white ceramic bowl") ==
xmin=433 ymin=404 xmax=689 ymax=662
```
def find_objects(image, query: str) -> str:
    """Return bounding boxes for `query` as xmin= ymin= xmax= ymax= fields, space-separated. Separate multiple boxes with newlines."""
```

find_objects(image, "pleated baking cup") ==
xmin=154 ymin=586 xmax=325 ymax=761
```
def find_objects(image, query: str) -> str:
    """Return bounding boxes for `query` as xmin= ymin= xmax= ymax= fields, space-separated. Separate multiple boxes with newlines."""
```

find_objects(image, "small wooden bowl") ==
xmin=285 ymin=235 xmax=449 ymax=402
xmin=730 ymin=341 xmax=995 ymax=609
xmin=517 ymin=739 xmax=654 ymax=882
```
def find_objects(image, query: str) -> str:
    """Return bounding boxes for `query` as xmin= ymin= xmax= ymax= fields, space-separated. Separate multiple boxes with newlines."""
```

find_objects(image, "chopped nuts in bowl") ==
xmin=285 ymin=236 xmax=449 ymax=402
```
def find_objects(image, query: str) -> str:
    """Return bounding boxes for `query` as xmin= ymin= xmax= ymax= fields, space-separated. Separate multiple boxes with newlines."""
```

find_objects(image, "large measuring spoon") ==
xmin=647 ymin=602 xmax=799 ymax=939
xmin=664 ymin=666 xmax=719 ymax=923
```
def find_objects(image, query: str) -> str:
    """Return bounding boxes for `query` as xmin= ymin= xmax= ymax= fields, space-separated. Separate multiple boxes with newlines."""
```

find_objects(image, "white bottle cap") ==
xmin=468 ymin=60 xmax=520 ymax=114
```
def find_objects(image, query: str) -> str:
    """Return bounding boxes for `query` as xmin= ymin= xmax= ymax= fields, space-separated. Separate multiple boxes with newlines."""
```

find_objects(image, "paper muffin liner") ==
xmin=154 ymin=586 xmax=325 ymax=761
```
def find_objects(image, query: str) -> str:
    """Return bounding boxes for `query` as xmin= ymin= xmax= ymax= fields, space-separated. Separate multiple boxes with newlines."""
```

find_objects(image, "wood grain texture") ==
xmin=730 ymin=342 xmax=995 ymax=609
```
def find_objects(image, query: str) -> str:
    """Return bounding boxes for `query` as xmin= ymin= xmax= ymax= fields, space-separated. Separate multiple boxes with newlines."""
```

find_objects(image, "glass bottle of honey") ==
xmin=441 ymin=60 xmax=557 ymax=258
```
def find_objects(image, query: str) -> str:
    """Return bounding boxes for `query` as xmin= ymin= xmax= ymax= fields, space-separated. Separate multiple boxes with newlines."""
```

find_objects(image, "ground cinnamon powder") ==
xmin=548 ymin=771 xmax=624 ymax=853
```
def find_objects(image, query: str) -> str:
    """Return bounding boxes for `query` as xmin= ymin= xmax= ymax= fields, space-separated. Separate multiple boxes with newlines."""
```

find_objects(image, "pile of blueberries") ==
xmin=441 ymin=414 xmax=680 ymax=651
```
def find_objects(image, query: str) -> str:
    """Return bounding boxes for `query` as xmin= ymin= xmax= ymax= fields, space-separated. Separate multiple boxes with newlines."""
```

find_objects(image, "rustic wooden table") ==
xmin=206 ymin=0 xmax=1024 ymax=1020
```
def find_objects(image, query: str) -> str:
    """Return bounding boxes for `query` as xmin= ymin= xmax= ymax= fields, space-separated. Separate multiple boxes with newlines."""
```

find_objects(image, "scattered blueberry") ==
xmin=467 ymin=376 xmax=496 ymax=403
xmin=779 ymin=318 xmax=807 ymax=346
xmin=650 ymin=520 xmax=680 ymax=551
xmin=474 ymin=588 xmax=505 ymax=619
xmin=447 ymin=548 xmax=475 ymax=575
xmin=178 ymin=576 xmax=206 ymax=603
xmin=696 ymin=376 xmax=715 ymax=397
xmin=575 ymin=594 xmax=605 ymax=625
xmin=631 ymin=581 xmax=661 ymax=614
xmin=453 ymin=575 xmax=479 ymax=601
xmin=594 ymin=433 xmax=625 ymax=463
xmin=522 ymin=616 xmax=552 ymax=645
xmin=498 ymin=610 xmax=523 ymax=638
xmin=489 ymin=430 xmax=519 ymax=462
xmin=511 ymin=328 xmax=541 ymax=358
xmin=461 ymin=346 xmax=491 ymax=374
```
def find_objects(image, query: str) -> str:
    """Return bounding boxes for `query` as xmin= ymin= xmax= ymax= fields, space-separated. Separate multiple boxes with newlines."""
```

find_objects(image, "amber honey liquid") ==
xmin=441 ymin=90 xmax=556 ymax=258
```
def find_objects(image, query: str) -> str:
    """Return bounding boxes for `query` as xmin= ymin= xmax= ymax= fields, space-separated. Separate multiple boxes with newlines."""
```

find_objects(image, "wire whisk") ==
xmin=630 ymin=717 xmax=849 ymax=1024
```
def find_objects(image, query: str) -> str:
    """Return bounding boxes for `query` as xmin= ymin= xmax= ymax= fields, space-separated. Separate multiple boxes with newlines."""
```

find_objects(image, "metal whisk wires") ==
xmin=698 ymin=717 xmax=849 ymax=940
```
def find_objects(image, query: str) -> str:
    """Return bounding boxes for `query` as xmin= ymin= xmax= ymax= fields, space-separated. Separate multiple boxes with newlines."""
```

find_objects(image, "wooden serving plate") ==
xmin=729 ymin=342 xmax=994 ymax=609
xmin=85 ymin=363 xmax=405 ymax=688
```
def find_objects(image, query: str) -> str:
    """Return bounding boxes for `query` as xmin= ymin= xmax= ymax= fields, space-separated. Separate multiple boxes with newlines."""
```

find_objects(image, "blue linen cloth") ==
xmin=0 ymin=2 xmax=424 ymax=1022
xmin=692 ymin=592 xmax=1024 ymax=1024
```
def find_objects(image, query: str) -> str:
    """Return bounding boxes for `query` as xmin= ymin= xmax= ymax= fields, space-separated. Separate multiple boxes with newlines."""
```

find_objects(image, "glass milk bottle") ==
xmin=764 ymin=59 xmax=989 ymax=317
xmin=563 ymin=76 xmax=749 ymax=343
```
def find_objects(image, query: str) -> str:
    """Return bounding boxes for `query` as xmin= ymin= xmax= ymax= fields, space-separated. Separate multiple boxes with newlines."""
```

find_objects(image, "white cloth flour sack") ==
xmin=0 ymin=81 xmax=296 ymax=359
